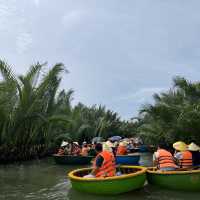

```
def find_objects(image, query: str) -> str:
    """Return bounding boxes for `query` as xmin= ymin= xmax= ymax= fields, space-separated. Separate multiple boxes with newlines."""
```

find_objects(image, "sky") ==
xmin=1 ymin=0 xmax=200 ymax=119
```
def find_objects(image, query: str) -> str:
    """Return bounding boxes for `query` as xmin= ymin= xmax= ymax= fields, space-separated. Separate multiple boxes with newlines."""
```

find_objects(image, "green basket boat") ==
xmin=147 ymin=168 xmax=200 ymax=191
xmin=53 ymin=154 xmax=94 ymax=165
xmin=68 ymin=166 xmax=147 ymax=195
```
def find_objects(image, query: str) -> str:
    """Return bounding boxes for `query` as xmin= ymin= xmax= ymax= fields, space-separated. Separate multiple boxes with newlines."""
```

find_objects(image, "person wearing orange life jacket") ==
xmin=57 ymin=141 xmax=68 ymax=155
xmin=116 ymin=142 xmax=127 ymax=155
xmin=173 ymin=141 xmax=193 ymax=169
xmin=153 ymin=142 xmax=178 ymax=171
xmin=90 ymin=143 xmax=116 ymax=178
xmin=57 ymin=147 xmax=65 ymax=155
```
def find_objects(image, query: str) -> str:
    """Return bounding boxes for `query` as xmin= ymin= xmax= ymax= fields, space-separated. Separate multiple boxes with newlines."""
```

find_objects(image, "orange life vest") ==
xmin=81 ymin=147 xmax=89 ymax=156
xmin=180 ymin=151 xmax=193 ymax=168
xmin=57 ymin=148 xmax=64 ymax=155
xmin=157 ymin=149 xmax=177 ymax=169
xmin=94 ymin=150 xmax=116 ymax=178
xmin=116 ymin=146 xmax=127 ymax=155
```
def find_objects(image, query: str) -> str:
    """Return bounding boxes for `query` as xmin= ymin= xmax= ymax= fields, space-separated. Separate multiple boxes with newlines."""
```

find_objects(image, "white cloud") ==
xmin=16 ymin=32 xmax=33 ymax=54
xmin=33 ymin=0 xmax=40 ymax=7
xmin=61 ymin=10 xmax=86 ymax=29
xmin=118 ymin=87 xmax=167 ymax=103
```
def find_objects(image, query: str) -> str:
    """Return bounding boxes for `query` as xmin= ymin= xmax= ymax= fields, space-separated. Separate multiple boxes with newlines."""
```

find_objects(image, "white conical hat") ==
xmin=61 ymin=141 xmax=68 ymax=147
xmin=106 ymin=140 xmax=114 ymax=148
xmin=188 ymin=142 xmax=200 ymax=151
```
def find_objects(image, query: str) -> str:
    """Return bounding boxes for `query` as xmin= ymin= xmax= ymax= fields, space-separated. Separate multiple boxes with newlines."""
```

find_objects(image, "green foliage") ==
xmin=0 ymin=60 xmax=136 ymax=162
xmin=138 ymin=76 xmax=200 ymax=146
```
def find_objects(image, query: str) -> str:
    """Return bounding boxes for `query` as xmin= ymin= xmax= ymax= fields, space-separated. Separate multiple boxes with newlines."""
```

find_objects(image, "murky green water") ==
xmin=0 ymin=153 xmax=200 ymax=200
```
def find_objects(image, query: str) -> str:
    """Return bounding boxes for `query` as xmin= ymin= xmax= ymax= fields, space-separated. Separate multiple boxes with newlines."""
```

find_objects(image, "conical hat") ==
xmin=61 ymin=141 xmax=68 ymax=147
xmin=106 ymin=141 xmax=114 ymax=148
xmin=188 ymin=142 xmax=200 ymax=151
xmin=119 ymin=141 xmax=127 ymax=147
xmin=102 ymin=142 xmax=112 ymax=152
xmin=173 ymin=141 xmax=187 ymax=151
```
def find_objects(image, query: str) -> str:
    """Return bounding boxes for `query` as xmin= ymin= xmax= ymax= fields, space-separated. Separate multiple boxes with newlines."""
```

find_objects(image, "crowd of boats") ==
xmin=53 ymin=138 xmax=200 ymax=195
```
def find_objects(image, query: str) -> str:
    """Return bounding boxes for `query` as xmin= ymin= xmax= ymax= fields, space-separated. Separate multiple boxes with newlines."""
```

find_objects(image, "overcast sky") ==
xmin=1 ymin=0 xmax=200 ymax=119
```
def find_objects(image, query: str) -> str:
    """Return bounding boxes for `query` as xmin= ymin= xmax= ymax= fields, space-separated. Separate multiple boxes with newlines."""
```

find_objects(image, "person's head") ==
xmin=95 ymin=143 xmax=103 ymax=153
xmin=157 ymin=141 xmax=167 ymax=150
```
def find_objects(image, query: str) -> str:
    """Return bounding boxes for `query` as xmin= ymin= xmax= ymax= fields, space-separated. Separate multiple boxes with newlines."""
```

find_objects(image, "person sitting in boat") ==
xmin=88 ymin=144 xmax=97 ymax=156
xmin=81 ymin=144 xmax=89 ymax=156
xmin=153 ymin=142 xmax=178 ymax=171
xmin=72 ymin=142 xmax=81 ymax=155
xmin=57 ymin=141 xmax=68 ymax=155
xmin=188 ymin=142 xmax=200 ymax=167
xmin=116 ymin=141 xmax=127 ymax=155
xmin=90 ymin=143 xmax=116 ymax=178
xmin=173 ymin=141 xmax=193 ymax=169
xmin=57 ymin=147 xmax=65 ymax=155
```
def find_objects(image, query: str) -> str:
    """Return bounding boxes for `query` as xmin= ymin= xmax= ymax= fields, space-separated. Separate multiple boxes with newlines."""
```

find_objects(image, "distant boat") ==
xmin=53 ymin=154 xmax=94 ymax=165
xmin=116 ymin=154 xmax=140 ymax=165
xmin=68 ymin=166 xmax=147 ymax=195
xmin=147 ymin=167 xmax=200 ymax=191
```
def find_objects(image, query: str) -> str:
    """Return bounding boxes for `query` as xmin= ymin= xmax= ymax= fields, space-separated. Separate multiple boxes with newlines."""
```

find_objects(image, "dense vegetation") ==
xmin=0 ymin=60 xmax=136 ymax=163
xmin=137 ymin=77 xmax=200 ymax=147
xmin=1 ymin=59 xmax=199 ymax=162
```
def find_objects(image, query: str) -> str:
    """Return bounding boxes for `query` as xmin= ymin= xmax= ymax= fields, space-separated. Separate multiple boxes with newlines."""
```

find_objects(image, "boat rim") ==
xmin=53 ymin=154 xmax=94 ymax=158
xmin=68 ymin=165 xmax=147 ymax=182
xmin=147 ymin=167 xmax=200 ymax=175
xmin=116 ymin=154 xmax=140 ymax=157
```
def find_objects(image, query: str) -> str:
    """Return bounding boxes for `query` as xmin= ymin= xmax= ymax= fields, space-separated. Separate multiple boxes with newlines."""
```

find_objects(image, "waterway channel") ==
xmin=0 ymin=153 xmax=200 ymax=200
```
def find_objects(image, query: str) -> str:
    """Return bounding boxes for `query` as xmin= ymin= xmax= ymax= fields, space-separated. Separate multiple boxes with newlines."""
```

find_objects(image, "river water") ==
xmin=0 ymin=153 xmax=200 ymax=200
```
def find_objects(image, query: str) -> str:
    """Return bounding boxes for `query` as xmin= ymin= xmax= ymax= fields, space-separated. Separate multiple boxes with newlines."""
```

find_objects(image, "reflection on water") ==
xmin=0 ymin=153 xmax=200 ymax=200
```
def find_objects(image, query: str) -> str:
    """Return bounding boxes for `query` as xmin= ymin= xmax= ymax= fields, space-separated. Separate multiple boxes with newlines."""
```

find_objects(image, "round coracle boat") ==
xmin=53 ymin=154 xmax=94 ymax=165
xmin=147 ymin=167 xmax=200 ymax=191
xmin=68 ymin=166 xmax=147 ymax=195
xmin=115 ymin=154 xmax=140 ymax=165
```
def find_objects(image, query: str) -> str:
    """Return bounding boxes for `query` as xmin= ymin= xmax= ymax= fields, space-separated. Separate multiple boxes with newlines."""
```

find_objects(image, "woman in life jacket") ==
xmin=173 ymin=141 xmax=193 ymax=169
xmin=153 ymin=142 xmax=178 ymax=171
xmin=116 ymin=141 xmax=127 ymax=155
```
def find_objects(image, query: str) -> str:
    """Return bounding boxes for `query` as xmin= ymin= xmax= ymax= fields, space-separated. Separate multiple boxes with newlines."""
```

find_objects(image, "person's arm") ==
xmin=174 ymin=152 xmax=182 ymax=165
xmin=153 ymin=152 xmax=158 ymax=167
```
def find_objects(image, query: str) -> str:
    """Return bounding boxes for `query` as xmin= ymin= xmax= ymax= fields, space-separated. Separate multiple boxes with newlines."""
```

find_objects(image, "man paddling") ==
xmin=84 ymin=143 xmax=116 ymax=178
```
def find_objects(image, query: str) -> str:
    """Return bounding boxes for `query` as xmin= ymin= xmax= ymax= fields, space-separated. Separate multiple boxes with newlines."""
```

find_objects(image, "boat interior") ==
xmin=73 ymin=167 xmax=142 ymax=177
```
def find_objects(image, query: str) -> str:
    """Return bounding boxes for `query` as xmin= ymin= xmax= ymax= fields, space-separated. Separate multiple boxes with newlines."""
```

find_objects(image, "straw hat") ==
xmin=188 ymin=142 xmax=200 ymax=151
xmin=61 ymin=141 xmax=68 ymax=147
xmin=173 ymin=141 xmax=187 ymax=151
xmin=103 ymin=142 xmax=112 ymax=152
xmin=119 ymin=141 xmax=127 ymax=147
xmin=106 ymin=140 xmax=114 ymax=148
